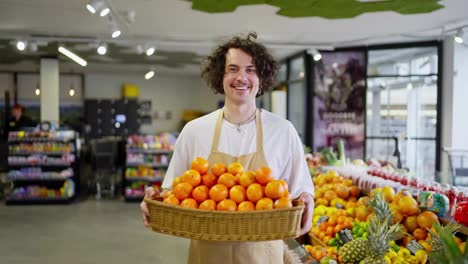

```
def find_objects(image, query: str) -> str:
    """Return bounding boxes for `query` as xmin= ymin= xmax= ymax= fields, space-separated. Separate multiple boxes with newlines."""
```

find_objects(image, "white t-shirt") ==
xmin=162 ymin=109 xmax=314 ymax=198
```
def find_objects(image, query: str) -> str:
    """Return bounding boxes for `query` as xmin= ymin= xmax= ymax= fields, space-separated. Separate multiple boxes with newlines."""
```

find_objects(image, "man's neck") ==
xmin=223 ymin=101 xmax=257 ymax=124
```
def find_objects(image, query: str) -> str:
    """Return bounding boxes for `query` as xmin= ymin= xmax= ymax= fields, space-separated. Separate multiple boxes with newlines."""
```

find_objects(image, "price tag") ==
xmin=407 ymin=240 xmax=424 ymax=255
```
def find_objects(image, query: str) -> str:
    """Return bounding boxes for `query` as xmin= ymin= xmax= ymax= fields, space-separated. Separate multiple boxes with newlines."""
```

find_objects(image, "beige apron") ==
xmin=187 ymin=109 xmax=284 ymax=264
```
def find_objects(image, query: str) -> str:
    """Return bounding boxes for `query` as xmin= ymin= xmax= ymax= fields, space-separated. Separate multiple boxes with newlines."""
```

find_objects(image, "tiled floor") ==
xmin=0 ymin=199 xmax=189 ymax=264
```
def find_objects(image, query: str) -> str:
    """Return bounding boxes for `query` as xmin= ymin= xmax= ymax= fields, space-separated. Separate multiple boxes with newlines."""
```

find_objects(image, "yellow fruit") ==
xmin=384 ymin=255 xmax=391 ymax=264
xmin=387 ymin=250 xmax=398 ymax=260
xmin=415 ymin=250 xmax=428 ymax=264
xmin=398 ymin=247 xmax=411 ymax=258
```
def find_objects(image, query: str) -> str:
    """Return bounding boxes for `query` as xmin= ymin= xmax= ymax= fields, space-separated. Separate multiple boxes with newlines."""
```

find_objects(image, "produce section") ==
xmin=302 ymin=154 xmax=468 ymax=263
xmin=123 ymin=134 xmax=176 ymax=201
xmin=5 ymin=130 xmax=78 ymax=205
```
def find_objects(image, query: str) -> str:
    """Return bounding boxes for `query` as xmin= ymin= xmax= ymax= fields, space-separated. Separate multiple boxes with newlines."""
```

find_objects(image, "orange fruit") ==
xmin=229 ymin=185 xmax=246 ymax=204
xmin=454 ymin=236 xmax=463 ymax=245
xmin=190 ymin=157 xmax=209 ymax=174
xmin=217 ymin=173 xmax=237 ymax=189
xmin=211 ymin=162 xmax=227 ymax=177
xmin=343 ymin=179 xmax=353 ymax=187
xmin=255 ymin=166 xmax=273 ymax=185
xmin=183 ymin=169 xmax=201 ymax=187
xmin=334 ymin=184 xmax=350 ymax=200
xmin=315 ymin=198 xmax=329 ymax=206
xmin=209 ymin=184 xmax=229 ymax=202
xmin=192 ymin=185 xmax=209 ymax=203
xmin=201 ymin=173 xmax=217 ymax=188
xmin=277 ymin=179 xmax=289 ymax=192
xmin=162 ymin=190 xmax=173 ymax=199
xmin=173 ymin=182 xmax=193 ymax=200
xmin=246 ymin=183 xmax=264 ymax=203
xmin=256 ymin=197 xmax=274 ymax=210
xmin=398 ymin=196 xmax=420 ymax=216
xmin=172 ymin=176 xmax=184 ymax=188
xmin=216 ymin=199 xmax=237 ymax=211
xmin=413 ymin=228 xmax=428 ymax=241
xmin=238 ymin=201 xmax=256 ymax=211
xmin=180 ymin=198 xmax=198 ymax=209
xmin=404 ymin=215 xmax=419 ymax=232
xmin=349 ymin=186 xmax=360 ymax=197
xmin=417 ymin=211 xmax=439 ymax=229
xmin=199 ymin=199 xmax=217 ymax=210
xmin=227 ymin=162 xmax=244 ymax=176
xmin=274 ymin=197 xmax=292 ymax=209
xmin=355 ymin=206 xmax=371 ymax=222
xmin=239 ymin=171 xmax=256 ymax=187
xmin=323 ymin=190 xmax=338 ymax=202
xmin=163 ymin=194 xmax=180 ymax=205
xmin=394 ymin=190 xmax=412 ymax=203
xmin=392 ymin=209 xmax=404 ymax=224
xmin=265 ymin=180 xmax=287 ymax=199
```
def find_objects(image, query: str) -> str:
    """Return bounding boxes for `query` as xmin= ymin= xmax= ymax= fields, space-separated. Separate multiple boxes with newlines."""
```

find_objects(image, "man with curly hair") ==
xmin=140 ymin=32 xmax=314 ymax=264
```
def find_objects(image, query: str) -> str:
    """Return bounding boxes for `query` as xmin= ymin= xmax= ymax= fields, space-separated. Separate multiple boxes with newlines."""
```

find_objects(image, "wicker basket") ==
xmin=146 ymin=198 xmax=304 ymax=241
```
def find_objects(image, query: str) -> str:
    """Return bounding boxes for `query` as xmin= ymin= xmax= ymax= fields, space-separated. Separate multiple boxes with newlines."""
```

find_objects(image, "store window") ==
xmin=366 ymin=46 xmax=439 ymax=181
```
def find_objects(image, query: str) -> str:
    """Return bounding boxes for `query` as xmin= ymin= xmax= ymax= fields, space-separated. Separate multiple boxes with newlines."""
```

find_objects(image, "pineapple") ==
xmin=339 ymin=192 xmax=404 ymax=264
xmin=428 ymin=222 xmax=468 ymax=264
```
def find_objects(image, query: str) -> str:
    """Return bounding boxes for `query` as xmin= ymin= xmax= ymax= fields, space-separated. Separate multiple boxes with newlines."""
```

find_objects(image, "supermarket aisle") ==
xmin=0 ymin=200 xmax=190 ymax=264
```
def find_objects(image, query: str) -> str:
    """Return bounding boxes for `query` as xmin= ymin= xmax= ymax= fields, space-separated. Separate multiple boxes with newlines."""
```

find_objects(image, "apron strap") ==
xmin=210 ymin=109 xmax=224 ymax=153
xmin=255 ymin=109 xmax=264 ymax=155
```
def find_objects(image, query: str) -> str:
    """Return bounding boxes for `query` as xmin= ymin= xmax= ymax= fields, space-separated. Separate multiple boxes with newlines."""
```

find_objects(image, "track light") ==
xmin=97 ymin=43 xmax=107 ymax=55
xmin=86 ymin=0 xmax=104 ymax=14
xmin=58 ymin=46 xmax=87 ymax=67
xmin=100 ymin=7 xmax=110 ymax=17
xmin=35 ymin=88 xmax=40 ymax=96
xmin=145 ymin=70 xmax=155 ymax=80
xmin=16 ymin=40 xmax=27 ymax=51
xmin=454 ymin=29 xmax=464 ymax=44
xmin=307 ymin=49 xmax=322 ymax=61
xmin=111 ymin=28 xmax=121 ymax=38
xmin=146 ymin=47 xmax=155 ymax=56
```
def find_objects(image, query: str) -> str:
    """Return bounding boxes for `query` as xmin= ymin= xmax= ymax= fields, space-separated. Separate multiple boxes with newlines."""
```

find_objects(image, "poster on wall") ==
xmin=312 ymin=50 xmax=366 ymax=159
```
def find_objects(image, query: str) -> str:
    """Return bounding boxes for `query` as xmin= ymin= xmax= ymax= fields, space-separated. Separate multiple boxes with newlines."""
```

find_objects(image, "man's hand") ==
xmin=140 ymin=187 xmax=160 ymax=228
xmin=297 ymin=192 xmax=314 ymax=236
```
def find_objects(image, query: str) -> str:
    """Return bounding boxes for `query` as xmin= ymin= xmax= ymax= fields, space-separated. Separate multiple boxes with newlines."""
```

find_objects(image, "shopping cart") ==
xmin=443 ymin=148 xmax=468 ymax=186
xmin=90 ymin=137 xmax=121 ymax=199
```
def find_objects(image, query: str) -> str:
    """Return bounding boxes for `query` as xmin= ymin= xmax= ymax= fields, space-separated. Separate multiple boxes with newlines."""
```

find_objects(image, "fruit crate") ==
xmin=146 ymin=198 xmax=304 ymax=241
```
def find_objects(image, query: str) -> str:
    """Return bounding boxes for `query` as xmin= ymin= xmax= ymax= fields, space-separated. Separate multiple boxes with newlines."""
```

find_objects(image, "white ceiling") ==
xmin=0 ymin=0 xmax=467 ymax=74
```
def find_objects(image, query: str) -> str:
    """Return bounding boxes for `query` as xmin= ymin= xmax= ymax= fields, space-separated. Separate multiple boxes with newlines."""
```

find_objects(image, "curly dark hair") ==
xmin=200 ymin=32 xmax=278 ymax=96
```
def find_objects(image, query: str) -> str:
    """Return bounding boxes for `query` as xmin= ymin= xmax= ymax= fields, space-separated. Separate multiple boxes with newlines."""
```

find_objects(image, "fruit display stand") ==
xmin=6 ymin=130 xmax=78 ymax=205
xmin=305 ymin=165 xmax=468 ymax=263
xmin=123 ymin=134 xmax=175 ymax=201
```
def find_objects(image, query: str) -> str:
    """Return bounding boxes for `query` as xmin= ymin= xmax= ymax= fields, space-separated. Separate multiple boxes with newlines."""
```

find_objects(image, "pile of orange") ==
xmin=162 ymin=157 xmax=293 ymax=211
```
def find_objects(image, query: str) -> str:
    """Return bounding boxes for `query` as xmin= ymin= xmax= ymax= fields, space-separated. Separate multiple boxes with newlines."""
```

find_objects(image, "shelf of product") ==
xmin=6 ymin=130 xmax=79 ymax=205
xmin=6 ymin=179 xmax=75 ymax=204
xmin=123 ymin=133 xmax=176 ymax=201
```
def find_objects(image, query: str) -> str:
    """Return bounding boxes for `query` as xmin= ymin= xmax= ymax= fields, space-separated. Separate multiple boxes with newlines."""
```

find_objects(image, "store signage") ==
xmin=312 ymin=50 xmax=367 ymax=159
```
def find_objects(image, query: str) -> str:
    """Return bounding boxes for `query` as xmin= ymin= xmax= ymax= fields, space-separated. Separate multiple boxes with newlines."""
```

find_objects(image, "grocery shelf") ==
xmin=8 ymin=175 xmax=73 ymax=181
xmin=9 ymin=151 xmax=74 ymax=156
xmin=8 ymin=162 xmax=73 ymax=167
xmin=125 ymin=176 xmax=164 ymax=182
xmin=126 ymin=148 xmax=172 ymax=154
xmin=125 ymin=163 xmax=169 ymax=168
xmin=8 ymin=138 xmax=74 ymax=143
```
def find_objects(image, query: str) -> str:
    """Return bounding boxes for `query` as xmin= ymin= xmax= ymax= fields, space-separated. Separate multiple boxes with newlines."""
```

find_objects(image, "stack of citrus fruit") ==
xmin=161 ymin=157 xmax=293 ymax=211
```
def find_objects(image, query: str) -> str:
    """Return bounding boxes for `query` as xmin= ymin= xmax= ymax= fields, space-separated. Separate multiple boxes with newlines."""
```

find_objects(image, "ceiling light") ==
xmin=146 ymin=47 xmax=155 ymax=56
xmin=97 ymin=43 xmax=107 ymax=55
xmin=145 ymin=70 xmax=155 ymax=80
xmin=86 ymin=0 xmax=104 ymax=14
xmin=35 ymin=88 xmax=40 ymax=96
xmin=69 ymin=88 xmax=75 ymax=97
xmin=16 ymin=40 xmax=27 ymax=51
xmin=111 ymin=29 xmax=121 ymax=38
xmin=313 ymin=53 xmax=322 ymax=61
xmin=100 ymin=7 xmax=110 ymax=17
xmin=454 ymin=29 xmax=464 ymax=44
xmin=58 ymin=46 xmax=87 ymax=67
